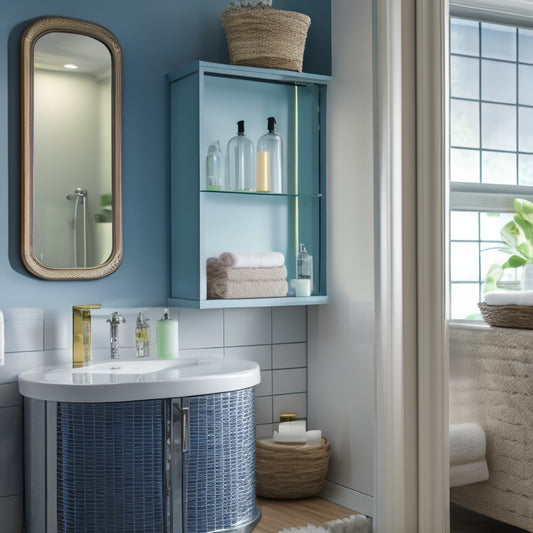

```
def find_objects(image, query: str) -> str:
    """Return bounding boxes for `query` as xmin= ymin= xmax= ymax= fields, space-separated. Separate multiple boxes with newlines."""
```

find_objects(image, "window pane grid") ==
xmin=450 ymin=16 xmax=533 ymax=320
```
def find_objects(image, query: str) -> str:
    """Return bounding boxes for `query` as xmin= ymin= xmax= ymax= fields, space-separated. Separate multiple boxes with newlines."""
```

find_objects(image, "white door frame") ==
xmin=374 ymin=0 xmax=449 ymax=531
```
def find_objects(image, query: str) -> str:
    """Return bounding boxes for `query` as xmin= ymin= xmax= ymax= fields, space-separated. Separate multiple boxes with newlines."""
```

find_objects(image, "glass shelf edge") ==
xmin=168 ymin=296 xmax=328 ymax=309
xmin=200 ymin=190 xmax=323 ymax=199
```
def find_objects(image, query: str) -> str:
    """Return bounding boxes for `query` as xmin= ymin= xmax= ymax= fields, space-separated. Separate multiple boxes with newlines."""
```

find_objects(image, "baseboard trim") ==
xmin=320 ymin=481 xmax=374 ymax=518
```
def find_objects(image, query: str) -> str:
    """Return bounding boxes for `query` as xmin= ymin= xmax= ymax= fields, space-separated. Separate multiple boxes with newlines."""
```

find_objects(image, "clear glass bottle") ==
xmin=296 ymin=243 xmax=313 ymax=295
xmin=135 ymin=312 xmax=150 ymax=358
xmin=206 ymin=141 xmax=223 ymax=191
xmin=226 ymin=120 xmax=255 ymax=191
xmin=256 ymin=116 xmax=283 ymax=193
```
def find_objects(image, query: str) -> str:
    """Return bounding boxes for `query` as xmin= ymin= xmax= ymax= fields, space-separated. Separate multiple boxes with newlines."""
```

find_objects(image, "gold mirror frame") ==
xmin=21 ymin=16 xmax=123 ymax=280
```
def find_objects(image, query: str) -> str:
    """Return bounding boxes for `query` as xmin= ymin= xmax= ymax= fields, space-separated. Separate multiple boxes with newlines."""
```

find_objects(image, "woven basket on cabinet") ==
xmin=255 ymin=438 xmax=331 ymax=499
xmin=478 ymin=302 xmax=533 ymax=329
xmin=221 ymin=7 xmax=311 ymax=72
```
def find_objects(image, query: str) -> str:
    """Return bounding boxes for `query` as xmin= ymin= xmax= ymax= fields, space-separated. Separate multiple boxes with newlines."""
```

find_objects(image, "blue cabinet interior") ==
xmin=168 ymin=61 xmax=330 ymax=309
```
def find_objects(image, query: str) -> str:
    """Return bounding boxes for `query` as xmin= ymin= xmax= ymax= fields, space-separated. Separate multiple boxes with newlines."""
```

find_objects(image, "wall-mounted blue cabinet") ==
xmin=167 ymin=61 xmax=330 ymax=309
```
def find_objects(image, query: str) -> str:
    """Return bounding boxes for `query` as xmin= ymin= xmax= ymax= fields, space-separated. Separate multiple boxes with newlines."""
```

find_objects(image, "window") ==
xmin=449 ymin=16 xmax=533 ymax=320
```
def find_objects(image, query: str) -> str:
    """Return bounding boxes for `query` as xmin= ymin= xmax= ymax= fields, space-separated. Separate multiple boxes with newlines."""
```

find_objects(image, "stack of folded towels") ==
xmin=207 ymin=251 xmax=288 ymax=299
xmin=449 ymin=422 xmax=489 ymax=488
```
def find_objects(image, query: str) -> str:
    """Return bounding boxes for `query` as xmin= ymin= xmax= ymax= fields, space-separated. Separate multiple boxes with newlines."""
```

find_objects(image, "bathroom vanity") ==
xmin=19 ymin=358 xmax=261 ymax=533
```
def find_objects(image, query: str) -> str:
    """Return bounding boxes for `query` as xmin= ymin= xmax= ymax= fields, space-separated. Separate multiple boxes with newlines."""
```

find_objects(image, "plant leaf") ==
xmin=484 ymin=263 xmax=503 ymax=293
xmin=501 ymin=254 xmax=528 ymax=269
xmin=514 ymin=198 xmax=533 ymax=225
xmin=500 ymin=220 xmax=520 ymax=248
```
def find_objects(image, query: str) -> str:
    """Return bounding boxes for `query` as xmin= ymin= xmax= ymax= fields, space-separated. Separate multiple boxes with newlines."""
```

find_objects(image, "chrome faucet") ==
xmin=72 ymin=304 xmax=101 ymax=368
xmin=107 ymin=312 xmax=126 ymax=359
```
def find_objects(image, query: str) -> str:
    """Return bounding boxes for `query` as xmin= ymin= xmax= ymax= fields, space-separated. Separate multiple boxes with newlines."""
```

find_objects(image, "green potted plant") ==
xmin=221 ymin=0 xmax=311 ymax=72
xmin=484 ymin=198 xmax=533 ymax=292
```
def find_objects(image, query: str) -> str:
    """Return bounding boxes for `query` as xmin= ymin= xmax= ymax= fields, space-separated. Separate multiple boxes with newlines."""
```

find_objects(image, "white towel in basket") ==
xmin=484 ymin=290 xmax=533 ymax=306
xmin=449 ymin=423 xmax=486 ymax=465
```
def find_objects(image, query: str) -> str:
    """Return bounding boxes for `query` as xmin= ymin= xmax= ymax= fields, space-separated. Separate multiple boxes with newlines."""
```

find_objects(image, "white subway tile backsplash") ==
xmin=273 ymin=368 xmax=307 ymax=395
xmin=5 ymin=319 xmax=43 ymax=353
xmin=256 ymin=424 xmax=274 ymax=440
xmin=255 ymin=395 xmax=273 ymax=425
xmin=0 ymin=383 xmax=22 ymax=408
xmin=224 ymin=345 xmax=272 ymax=369
xmin=272 ymin=307 xmax=307 ymax=344
xmin=178 ymin=308 xmax=223 ymax=349
xmin=0 ymin=406 xmax=23 ymax=497
xmin=273 ymin=393 xmax=307 ymax=421
xmin=272 ymin=343 xmax=307 ymax=369
xmin=44 ymin=308 xmax=71 ymax=350
xmin=255 ymin=371 xmax=272 ymax=397
xmin=0 ymin=494 xmax=23 ymax=533
xmin=224 ymin=308 xmax=272 ymax=346
xmin=2 ymin=308 xmax=43 ymax=322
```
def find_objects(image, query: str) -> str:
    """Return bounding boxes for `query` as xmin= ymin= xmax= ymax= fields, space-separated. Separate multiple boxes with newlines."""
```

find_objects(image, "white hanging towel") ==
xmin=449 ymin=423 xmax=486 ymax=465
xmin=0 ymin=310 xmax=4 ymax=366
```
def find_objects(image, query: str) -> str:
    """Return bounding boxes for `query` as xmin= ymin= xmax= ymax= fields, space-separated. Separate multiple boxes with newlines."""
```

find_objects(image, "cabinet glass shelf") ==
xmin=168 ymin=61 xmax=330 ymax=309
xmin=201 ymin=189 xmax=323 ymax=199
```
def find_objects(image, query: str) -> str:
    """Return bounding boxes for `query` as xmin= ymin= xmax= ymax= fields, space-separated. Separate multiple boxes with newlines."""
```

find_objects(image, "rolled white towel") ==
xmin=449 ymin=423 xmax=486 ymax=465
xmin=450 ymin=459 xmax=489 ymax=488
xmin=218 ymin=251 xmax=285 ymax=269
xmin=484 ymin=290 xmax=533 ymax=306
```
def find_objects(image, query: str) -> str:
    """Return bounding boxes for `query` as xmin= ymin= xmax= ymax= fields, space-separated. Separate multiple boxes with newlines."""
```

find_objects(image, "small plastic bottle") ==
xmin=226 ymin=120 xmax=255 ymax=191
xmin=156 ymin=308 xmax=179 ymax=358
xmin=256 ymin=116 xmax=283 ymax=193
xmin=296 ymin=244 xmax=313 ymax=295
xmin=206 ymin=141 xmax=224 ymax=191
xmin=135 ymin=312 xmax=150 ymax=358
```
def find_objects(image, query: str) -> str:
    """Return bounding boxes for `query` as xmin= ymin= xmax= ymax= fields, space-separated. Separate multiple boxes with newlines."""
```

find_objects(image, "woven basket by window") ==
xmin=221 ymin=7 xmax=311 ymax=72
xmin=478 ymin=302 xmax=533 ymax=329
xmin=256 ymin=438 xmax=331 ymax=499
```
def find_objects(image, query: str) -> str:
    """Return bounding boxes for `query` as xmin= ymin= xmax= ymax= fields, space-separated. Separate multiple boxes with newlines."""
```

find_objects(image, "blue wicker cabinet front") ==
xmin=54 ymin=389 xmax=258 ymax=533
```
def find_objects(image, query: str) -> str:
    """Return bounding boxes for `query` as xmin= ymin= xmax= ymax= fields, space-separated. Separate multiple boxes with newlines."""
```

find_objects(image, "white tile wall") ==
xmin=0 ymin=305 xmax=309 ymax=528
xmin=0 ymin=405 xmax=23 ymax=497
xmin=224 ymin=307 xmax=272 ymax=346
xmin=272 ymin=306 xmax=307 ymax=343
xmin=273 ymin=342 xmax=307 ymax=369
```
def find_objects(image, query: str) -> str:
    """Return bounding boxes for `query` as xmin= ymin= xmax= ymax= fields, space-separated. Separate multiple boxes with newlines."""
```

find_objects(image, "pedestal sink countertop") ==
xmin=18 ymin=357 xmax=260 ymax=403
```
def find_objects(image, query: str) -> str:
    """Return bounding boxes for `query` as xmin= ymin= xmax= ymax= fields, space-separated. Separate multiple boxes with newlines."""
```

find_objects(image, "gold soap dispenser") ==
xmin=72 ymin=304 xmax=101 ymax=368
xmin=135 ymin=312 xmax=150 ymax=358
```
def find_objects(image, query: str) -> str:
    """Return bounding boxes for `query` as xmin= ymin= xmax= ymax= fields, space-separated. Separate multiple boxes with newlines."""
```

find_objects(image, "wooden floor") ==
xmin=255 ymin=497 xmax=357 ymax=533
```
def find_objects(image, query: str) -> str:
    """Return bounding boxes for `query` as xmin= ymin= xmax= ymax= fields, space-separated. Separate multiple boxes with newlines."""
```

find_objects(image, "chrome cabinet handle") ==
xmin=181 ymin=406 xmax=190 ymax=453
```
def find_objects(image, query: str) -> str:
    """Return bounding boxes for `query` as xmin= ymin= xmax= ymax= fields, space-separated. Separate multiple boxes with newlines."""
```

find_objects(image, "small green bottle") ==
xmin=156 ymin=308 xmax=179 ymax=358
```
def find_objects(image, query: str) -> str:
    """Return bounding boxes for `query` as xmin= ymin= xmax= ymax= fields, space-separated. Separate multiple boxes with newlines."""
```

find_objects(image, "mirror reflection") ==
xmin=21 ymin=17 xmax=122 ymax=279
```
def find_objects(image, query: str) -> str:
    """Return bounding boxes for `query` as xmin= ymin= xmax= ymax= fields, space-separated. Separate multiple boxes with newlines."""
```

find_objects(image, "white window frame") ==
xmin=449 ymin=6 xmax=533 ymax=322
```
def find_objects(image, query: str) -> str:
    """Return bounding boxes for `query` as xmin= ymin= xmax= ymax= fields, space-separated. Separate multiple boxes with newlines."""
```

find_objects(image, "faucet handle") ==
xmin=107 ymin=311 xmax=126 ymax=325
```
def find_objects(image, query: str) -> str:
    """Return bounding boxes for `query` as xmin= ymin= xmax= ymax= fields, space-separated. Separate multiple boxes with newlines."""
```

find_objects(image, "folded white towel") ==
xmin=450 ymin=459 xmax=489 ymax=488
xmin=218 ymin=251 xmax=285 ymax=269
xmin=207 ymin=279 xmax=288 ymax=299
xmin=0 ymin=310 xmax=4 ymax=366
xmin=484 ymin=290 xmax=533 ymax=306
xmin=449 ymin=423 xmax=486 ymax=465
xmin=206 ymin=258 xmax=288 ymax=281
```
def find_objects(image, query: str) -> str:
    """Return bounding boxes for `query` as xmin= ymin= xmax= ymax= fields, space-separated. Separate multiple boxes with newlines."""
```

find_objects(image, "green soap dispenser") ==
xmin=156 ymin=308 xmax=179 ymax=358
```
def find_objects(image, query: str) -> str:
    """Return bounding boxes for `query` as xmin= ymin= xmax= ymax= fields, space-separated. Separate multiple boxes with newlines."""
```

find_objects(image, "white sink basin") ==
xmin=18 ymin=357 xmax=260 ymax=403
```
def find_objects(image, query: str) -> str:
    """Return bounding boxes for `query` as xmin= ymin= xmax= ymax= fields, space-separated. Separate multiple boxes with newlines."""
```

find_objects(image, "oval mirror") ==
xmin=21 ymin=17 xmax=122 ymax=279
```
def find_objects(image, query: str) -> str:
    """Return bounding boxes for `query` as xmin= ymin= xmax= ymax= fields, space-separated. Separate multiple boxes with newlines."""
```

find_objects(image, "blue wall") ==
xmin=0 ymin=0 xmax=330 ymax=309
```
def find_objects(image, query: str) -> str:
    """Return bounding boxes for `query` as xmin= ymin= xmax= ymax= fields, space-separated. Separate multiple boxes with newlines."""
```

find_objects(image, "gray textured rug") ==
xmin=278 ymin=514 xmax=369 ymax=533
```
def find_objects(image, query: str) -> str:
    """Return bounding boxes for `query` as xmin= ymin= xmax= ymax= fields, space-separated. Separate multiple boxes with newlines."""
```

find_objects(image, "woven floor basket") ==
xmin=221 ymin=7 xmax=311 ymax=72
xmin=256 ymin=438 xmax=331 ymax=499
xmin=478 ymin=302 xmax=533 ymax=329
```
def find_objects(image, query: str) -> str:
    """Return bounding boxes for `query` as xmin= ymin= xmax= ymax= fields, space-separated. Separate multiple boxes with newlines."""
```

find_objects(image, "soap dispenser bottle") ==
xmin=135 ymin=312 xmax=150 ymax=358
xmin=156 ymin=308 xmax=179 ymax=358
xmin=256 ymin=116 xmax=283 ymax=193
xmin=226 ymin=120 xmax=255 ymax=191
xmin=296 ymin=243 xmax=313 ymax=295
xmin=206 ymin=141 xmax=224 ymax=191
